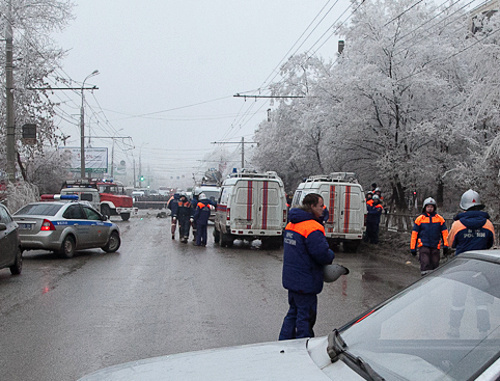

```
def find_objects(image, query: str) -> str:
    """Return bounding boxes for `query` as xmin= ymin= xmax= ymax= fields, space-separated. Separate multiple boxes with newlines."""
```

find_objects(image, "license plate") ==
xmin=18 ymin=223 xmax=33 ymax=230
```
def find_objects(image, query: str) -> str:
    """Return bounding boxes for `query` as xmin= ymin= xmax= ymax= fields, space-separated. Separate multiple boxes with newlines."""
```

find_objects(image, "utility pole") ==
xmin=5 ymin=0 xmax=15 ymax=182
xmin=211 ymin=137 xmax=256 ymax=170
xmin=80 ymin=70 xmax=99 ymax=179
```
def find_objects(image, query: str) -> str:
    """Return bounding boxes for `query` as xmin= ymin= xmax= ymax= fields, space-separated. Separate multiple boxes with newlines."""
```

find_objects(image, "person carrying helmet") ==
xmin=366 ymin=194 xmax=383 ymax=244
xmin=192 ymin=193 xmax=211 ymax=246
xmin=448 ymin=189 xmax=495 ymax=255
xmin=410 ymin=197 xmax=449 ymax=276
xmin=279 ymin=193 xmax=334 ymax=341
xmin=177 ymin=194 xmax=193 ymax=243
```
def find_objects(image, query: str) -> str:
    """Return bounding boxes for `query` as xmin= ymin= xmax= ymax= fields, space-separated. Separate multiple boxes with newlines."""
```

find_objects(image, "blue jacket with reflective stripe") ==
xmin=282 ymin=208 xmax=334 ymax=294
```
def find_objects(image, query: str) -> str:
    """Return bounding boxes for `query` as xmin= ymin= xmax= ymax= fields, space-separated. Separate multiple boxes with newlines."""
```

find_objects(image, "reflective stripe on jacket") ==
xmin=410 ymin=213 xmax=449 ymax=250
xmin=193 ymin=201 xmax=211 ymax=225
xmin=448 ymin=210 xmax=495 ymax=255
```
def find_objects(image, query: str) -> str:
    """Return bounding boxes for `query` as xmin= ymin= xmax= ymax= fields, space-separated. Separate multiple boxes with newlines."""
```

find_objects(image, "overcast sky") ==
xmin=52 ymin=0 xmax=354 ymax=186
xmin=52 ymin=0 xmax=480 ymax=187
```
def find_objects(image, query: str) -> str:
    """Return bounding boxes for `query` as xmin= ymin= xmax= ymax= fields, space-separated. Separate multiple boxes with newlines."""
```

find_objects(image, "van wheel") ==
xmin=328 ymin=239 xmax=339 ymax=251
xmin=101 ymin=205 xmax=111 ymax=218
xmin=343 ymin=240 xmax=360 ymax=253
xmin=220 ymin=233 xmax=233 ymax=248
xmin=213 ymin=229 xmax=220 ymax=243
xmin=261 ymin=237 xmax=281 ymax=250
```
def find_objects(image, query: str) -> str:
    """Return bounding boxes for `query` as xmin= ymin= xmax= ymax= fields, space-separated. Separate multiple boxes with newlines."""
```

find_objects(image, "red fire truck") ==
xmin=61 ymin=179 xmax=137 ymax=221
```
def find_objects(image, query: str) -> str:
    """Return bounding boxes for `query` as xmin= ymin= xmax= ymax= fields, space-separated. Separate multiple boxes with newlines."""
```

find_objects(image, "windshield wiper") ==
xmin=327 ymin=329 xmax=385 ymax=381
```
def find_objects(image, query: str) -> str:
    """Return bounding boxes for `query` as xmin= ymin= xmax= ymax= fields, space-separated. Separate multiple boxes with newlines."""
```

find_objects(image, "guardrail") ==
xmin=133 ymin=200 xmax=168 ymax=209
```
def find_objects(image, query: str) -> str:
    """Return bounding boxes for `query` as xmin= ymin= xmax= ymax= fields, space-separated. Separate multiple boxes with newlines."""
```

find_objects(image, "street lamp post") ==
xmin=80 ymin=70 xmax=99 ymax=179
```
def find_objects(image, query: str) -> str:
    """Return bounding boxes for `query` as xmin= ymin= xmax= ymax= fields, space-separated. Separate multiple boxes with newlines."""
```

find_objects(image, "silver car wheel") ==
xmin=103 ymin=231 xmax=121 ymax=253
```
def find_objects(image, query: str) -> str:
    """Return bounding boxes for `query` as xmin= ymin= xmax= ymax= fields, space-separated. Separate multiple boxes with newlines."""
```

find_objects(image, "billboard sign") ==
xmin=58 ymin=147 xmax=108 ymax=173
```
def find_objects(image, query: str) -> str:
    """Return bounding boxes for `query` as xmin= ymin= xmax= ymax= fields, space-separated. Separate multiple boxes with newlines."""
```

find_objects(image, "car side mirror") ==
xmin=101 ymin=215 xmax=109 ymax=221
xmin=0 ymin=223 xmax=6 ymax=231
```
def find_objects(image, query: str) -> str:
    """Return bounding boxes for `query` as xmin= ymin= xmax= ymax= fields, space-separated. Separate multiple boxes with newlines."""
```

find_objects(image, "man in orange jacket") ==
xmin=410 ymin=197 xmax=449 ymax=276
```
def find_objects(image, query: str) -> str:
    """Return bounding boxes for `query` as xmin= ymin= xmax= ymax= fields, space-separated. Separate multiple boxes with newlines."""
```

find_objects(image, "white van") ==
xmin=60 ymin=187 xmax=100 ymax=211
xmin=292 ymin=172 xmax=366 ymax=252
xmin=214 ymin=171 xmax=287 ymax=249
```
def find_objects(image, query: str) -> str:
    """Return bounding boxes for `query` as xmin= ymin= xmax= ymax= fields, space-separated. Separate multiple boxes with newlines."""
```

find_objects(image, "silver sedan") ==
xmin=13 ymin=200 xmax=120 ymax=258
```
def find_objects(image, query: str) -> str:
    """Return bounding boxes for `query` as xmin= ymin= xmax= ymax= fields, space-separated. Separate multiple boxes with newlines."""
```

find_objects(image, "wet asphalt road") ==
xmin=0 ymin=210 xmax=420 ymax=381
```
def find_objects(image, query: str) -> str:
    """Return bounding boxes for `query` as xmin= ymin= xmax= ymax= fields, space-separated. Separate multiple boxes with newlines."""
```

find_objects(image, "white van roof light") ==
xmin=228 ymin=171 xmax=280 ymax=179
xmin=306 ymin=172 xmax=358 ymax=183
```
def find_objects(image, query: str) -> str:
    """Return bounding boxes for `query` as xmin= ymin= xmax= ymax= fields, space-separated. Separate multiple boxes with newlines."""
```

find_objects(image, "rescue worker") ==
xmin=366 ymin=194 xmax=383 ymax=244
xmin=448 ymin=189 xmax=495 ymax=255
xmin=279 ymin=193 xmax=335 ymax=340
xmin=365 ymin=191 xmax=373 ymax=203
xmin=176 ymin=194 xmax=193 ymax=243
xmin=193 ymin=193 xmax=211 ymax=246
xmin=447 ymin=189 xmax=495 ymax=337
xmin=190 ymin=192 xmax=199 ymax=242
xmin=321 ymin=205 xmax=329 ymax=225
xmin=410 ymin=197 xmax=449 ymax=276
xmin=167 ymin=193 xmax=180 ymax=239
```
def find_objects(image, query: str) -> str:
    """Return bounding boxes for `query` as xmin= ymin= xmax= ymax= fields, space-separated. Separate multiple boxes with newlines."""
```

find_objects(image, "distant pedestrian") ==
xmin=177 ymin=194 xmax=193 ymax=243
xmin=321 ymin=205 xmax=329 ymax=225
xmin=279 ymin=193 xmax=334 ymax=340
xmin=193 ymin=193 xmax=211 ymax=246
xmin=366 ymin=195 xmax=383 ymax=244
xmin=167 ymin=193 xmax=180 ymax=239
xmin=410 ymin=197 xmax=449 ymax=276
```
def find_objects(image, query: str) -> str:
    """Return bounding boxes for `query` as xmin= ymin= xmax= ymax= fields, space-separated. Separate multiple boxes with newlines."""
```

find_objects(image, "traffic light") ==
xmin=139 ymin=175 xmax=144 ymax=182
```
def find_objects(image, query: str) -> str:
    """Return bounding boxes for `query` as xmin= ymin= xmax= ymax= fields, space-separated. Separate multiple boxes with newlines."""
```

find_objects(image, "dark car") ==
xmin=78 ymin=250 xmax=500 ymax=380
xmin=0 ymin=203 xmax=22 ymax=275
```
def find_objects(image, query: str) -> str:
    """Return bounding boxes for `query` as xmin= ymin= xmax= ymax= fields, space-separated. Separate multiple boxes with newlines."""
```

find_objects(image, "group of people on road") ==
xmin=167 ymin=192 xmax=215 ymax=246
xmin=278 ymin=186 xmax=496 ymax=342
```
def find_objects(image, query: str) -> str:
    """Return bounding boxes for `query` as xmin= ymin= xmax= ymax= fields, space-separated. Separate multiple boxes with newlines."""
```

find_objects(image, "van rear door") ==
xmin=322 ymin=184 xmax=364 ymax=235
xmin=256 ymin=180 xmax=283 ymax=230
xmin=232 ymin=180 xmax=284 ymax=231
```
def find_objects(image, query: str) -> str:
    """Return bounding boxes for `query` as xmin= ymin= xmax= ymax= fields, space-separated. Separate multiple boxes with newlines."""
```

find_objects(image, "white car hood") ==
xmin=78 ymin=338 xmax=359 ymax=381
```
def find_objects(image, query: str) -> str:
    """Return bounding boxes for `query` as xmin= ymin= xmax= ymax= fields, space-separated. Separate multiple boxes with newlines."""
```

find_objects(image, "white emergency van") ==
xmin=214 ymin=170 xmax=287 ymax=249
xmin=292 ymin=172 xmax=366 ymax=252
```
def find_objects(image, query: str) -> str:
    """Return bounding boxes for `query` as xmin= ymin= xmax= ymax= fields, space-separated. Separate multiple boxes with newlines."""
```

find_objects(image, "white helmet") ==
xmin=323 ymin=264 xmax=349 ymax=283
xmin=199 ymin=193 xmax=207 ymax=200
xmin=422 ymin=197 xmax=437 ymax=211
xmin=459 ymin=189 xmax=483 ymax=210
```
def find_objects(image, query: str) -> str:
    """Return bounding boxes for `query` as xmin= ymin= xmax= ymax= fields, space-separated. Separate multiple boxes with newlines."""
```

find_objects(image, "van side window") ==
xmin=292 ymin=191 xmax=302 ymax=207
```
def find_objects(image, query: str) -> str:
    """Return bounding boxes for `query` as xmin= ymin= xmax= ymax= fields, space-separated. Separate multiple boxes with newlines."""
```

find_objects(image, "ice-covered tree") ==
xmin=0 ymin=0 xmax=74 ymax=184
xmin=255 ymin=0 xmax=498 ymax=212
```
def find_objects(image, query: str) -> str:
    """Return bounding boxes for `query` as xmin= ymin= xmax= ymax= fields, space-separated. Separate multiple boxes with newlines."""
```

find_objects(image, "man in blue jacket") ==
xmin=448 ymin=189 xmax=495 ymax=255
xmin=447 ymin=189 xmax=495 ymax=337
xmin=279 ymin=193 xmax=335 ymax=340
xmin=193 ymin=193 xmax=212 ymax=247
xmin=366 ymin=194 xmax=383 ymax=244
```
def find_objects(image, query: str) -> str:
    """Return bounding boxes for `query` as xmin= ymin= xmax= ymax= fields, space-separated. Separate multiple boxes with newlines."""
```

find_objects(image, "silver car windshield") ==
xmin=339 ymin=258 xmax=500 ymax=380
xmin=15 ymin=203 xmax=63 ymax=216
